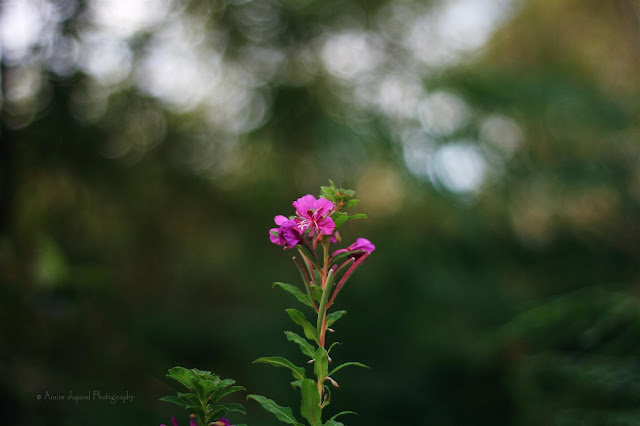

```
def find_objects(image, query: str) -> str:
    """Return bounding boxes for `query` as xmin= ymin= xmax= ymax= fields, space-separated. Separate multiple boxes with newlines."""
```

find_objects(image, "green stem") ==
xmin=316 ymin=266 xmax=335 ymax=404
xmin=316 ymin=269 xmax=334 ymax=347
xmin=200 ymin=397 xmax=208 ymax=425
xmin=293 ymin=255 xmax=318 ymax=312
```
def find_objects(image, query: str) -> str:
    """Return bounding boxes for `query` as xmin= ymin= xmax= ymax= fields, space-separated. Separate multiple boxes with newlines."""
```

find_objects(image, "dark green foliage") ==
xmin=160 ymin=367 xmax=246 ymax=426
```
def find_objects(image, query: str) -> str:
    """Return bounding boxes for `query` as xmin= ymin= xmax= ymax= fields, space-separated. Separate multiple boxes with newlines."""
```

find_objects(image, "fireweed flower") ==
xmin=292 ymin=195 xmax=335 ymax=236
xmin=332 ymin=238 xmax=376 ymax=259
xmin=269 ymin=215 xmax=302 ymax=249
xmin=160 ymin=415 xmax=200 ymax=426
xmin=211 ymin=418 xmax=232 ymax=426
xmin=160 ymin=416 xmax=178 ymax=426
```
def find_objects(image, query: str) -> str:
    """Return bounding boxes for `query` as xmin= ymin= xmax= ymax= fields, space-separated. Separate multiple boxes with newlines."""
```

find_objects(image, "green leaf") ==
xmin=332 ymin=212 xmax=349 ymax=229
xmin=177 ymin=392 xmax=200 ymax=406
xmin=330 ymin=213 xmax=366 ymax=231
xmin=327 ymin=342 xmax=342 ymax=354
xmin=247 ymin=394 xmax=302 ymax=425
xmin=314 ymin=347 xmax=329 ymax=379
xmin=273 ymin=282 xmax=314 ymax=308
xmin=223 ymin=402 xmax=247 ymax=415
xmin=326 ymin=310 xmax=347 ymax=327
xmin=208 ymin=404 xmax=227 ymax=420
xmin=159 ymin=395 xmax=187 ymax=408
xmin=310 ymin=283 xmax=322 ymax=302
xmin=286 ymin=309 xmax=319 ymax=344
xmin=329 ymin=362 xmax=370 ymax=376
xmin=290 ymin=379 xmax=302 ymax=389
xmin=166 ymin=366 xmax=195 ymax=389
xmin=324 ymin=421 xmax=344 ymax=426
xmin=329 ymin=411 xmax=357 ymax=421
xmin=254 ymin=356 xmax=306 ymax=381
xmin=211 ymin=385 xmax=245 ymax=403
xmin=201 ymin=377 xmax=231 ymax=396
xmin=285 ymin=331 xmax=315 ymax=358
xmin=300 ymin=379 xmax=322 ymax=426
xmin=214 ymin=378 xmax=236 ymax=389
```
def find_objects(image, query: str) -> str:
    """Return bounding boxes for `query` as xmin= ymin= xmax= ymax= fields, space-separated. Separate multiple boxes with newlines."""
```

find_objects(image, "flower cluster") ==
xmin=269 ymin=194 xmax=374 ymax=254
xmin=269 ymin=195 xmax=337 ymax=249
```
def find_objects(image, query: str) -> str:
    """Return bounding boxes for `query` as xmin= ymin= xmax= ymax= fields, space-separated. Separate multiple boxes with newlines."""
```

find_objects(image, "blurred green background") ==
xmin=2 ymin=0 xmax=640 ymax=424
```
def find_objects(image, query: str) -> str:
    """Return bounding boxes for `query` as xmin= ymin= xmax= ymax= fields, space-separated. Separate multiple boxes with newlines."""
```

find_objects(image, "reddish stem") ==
xmin=326 ymin=253 xmax=370 ymax=308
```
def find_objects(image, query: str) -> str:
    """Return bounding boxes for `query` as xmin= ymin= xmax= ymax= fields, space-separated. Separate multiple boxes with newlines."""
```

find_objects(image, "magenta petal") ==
xmin=269 ymin=228 xmax=282 ymax=245
xmin=281 ymin=220 xmax=302 ymax=248
xmin=190 ymin=418 xmax=197 ymax=426
xmin=293 ymin=194 xmax=317 ymax=216
xmin=313 ymin=197 xmax=334 ymax=216
xmin=317 ymin=216 xmax=335 ymax=235
xmin=171 ymin=417 xmax=178 ymax=426
xmin=349 ymin=238 xmax=375 ymax=253
xmin=274 ymin=215 xmax=288 ymax=225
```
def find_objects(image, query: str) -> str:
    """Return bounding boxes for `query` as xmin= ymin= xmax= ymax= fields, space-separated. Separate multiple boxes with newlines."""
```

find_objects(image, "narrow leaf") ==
xmin=223 ymin=402 xmax=247 ymax=415
xmin=254 ymin=356 xmax=305 ymax=381
xmin=324 ymin=421 xmax=344 ymax=426
xmin=211 ymin=385 xmax=245 ymax=403
xmin=159 ymin=395 xmax=187 ymax=408
xmin=273 ymin=282 xmax=313 ymax=308
xmin=286 ymin=308 xmax=319 ymax=344
xmin=310 ymin=283 xmax=322 ymax=302
xmin=329 ymin=362 xmax=370 ymax=376
xmin=327 ymin=341 xmax=342 ymax=354
xmin=300 ymin=379 xmax=322 ymax=426
xmin=247 ymin=394 xmax=302 ymax=425
xmin=177 ymin=392 xmax=199 ymax=406
xmin=349 ymin=213 xmax=367 ymax=220
xmin=326 ymin=310 xmax=347 ymax=327
xmin=285 ymin=331 xmax=315 ymax=358
xmin=329 ymin=411 xmax=357 ymax=421
xmin=208 ymin=405 xmax=227 ymax=420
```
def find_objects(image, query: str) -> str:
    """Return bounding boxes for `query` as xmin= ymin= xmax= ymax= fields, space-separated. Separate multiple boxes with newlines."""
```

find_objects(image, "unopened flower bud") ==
xmin=326 ymin=376 xmax=340 ymax=388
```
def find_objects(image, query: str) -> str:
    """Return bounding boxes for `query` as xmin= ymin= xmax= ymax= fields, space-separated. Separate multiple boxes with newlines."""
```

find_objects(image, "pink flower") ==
xmin=269 ymin=215 xmax=302 ymax=249
xmin=292 ymin=195 xmax=335 ymax=236
xmin=211 ymin=418 xmax=232 ymax=426
xmin=160 ymin=416 xmax=179 ymax=426
xmin=332 ymin=238 xmax=376 ymax=259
